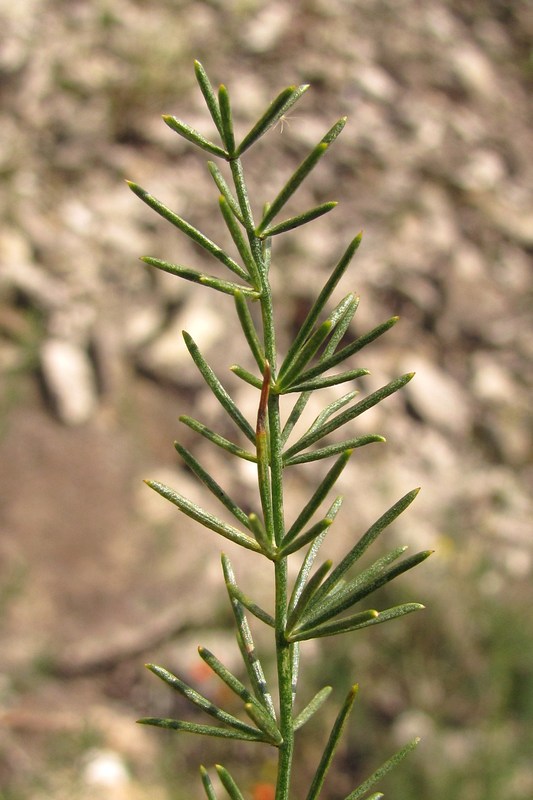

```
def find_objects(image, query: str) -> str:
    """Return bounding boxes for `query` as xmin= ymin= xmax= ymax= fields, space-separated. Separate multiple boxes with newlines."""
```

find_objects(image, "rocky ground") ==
xmin=0 ymin=1 xmax=532 ymax=799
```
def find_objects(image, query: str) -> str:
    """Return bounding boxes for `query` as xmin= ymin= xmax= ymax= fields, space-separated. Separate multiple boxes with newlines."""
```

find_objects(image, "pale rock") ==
xmin=241 ymin=3 xmax=292 ymax=53
xmin=457 ymin=149 xmax=506 ymax=192
xmin=40 ymin=338 xmax=98 ymax=425
xmin=451 ymin=42 xmax=497 ymax=98
xmin=471 ymin=354 xmax=515 ymax=404
xmin=82 ymin=748 xmax=130 ymax=788
xmin=137 ymin=301 xmax=224 ymax=385
xmin=402 ymin=357 xmax=471 ymax=435
xmin=356 ymin=64 xmax=397 ymax=102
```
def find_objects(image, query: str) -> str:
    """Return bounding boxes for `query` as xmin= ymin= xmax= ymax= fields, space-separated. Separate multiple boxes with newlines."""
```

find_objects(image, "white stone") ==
xmin=83 ymin=748 xmax=130 ymax=788
xmin=40 ymin=338 xmax=98 ymax=425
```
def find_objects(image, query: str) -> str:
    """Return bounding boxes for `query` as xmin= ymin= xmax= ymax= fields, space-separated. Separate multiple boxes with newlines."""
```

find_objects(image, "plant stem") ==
xmin=251 ymin=213 xmax=293 ymax=797
xmin=275 ymin=558 xmax=294 ymax=800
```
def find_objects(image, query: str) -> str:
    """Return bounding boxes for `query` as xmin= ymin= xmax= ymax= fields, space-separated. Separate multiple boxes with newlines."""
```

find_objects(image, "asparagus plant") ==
xmin=128 ymin=60 xmax=430 ymax=800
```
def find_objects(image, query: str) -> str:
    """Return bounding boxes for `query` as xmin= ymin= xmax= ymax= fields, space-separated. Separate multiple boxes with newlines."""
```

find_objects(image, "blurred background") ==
xmin=0 ymin=1 xmax=532 ymax=798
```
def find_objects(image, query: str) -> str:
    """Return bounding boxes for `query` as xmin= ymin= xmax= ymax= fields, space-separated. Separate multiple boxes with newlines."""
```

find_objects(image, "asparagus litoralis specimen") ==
xmin=129 ymin=60 xmax=430 ymax=800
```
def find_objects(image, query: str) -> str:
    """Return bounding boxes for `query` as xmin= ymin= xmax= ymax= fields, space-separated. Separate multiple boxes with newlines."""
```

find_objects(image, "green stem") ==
xmin=275 ymin=558 xmax=294 ymax=800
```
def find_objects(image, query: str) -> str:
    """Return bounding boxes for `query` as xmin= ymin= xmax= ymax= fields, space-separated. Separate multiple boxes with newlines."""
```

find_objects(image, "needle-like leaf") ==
xmin=305 ymin=684 xmax=359 ymax=800
xmin=284 ymin=373 xmax=414 ymax=459
xmin=218 ymin=85 xmax=236 ymax=156
xmin=288 ymin=530 xmax=329 ymax=618
xmin=207 ymin=161 xmax=245 ymax=225
xmin=183 ymin=331 xmax=256 ymax=443
xmin=297 ymin=550 xmax=433 ymax=632
xmin=127 ymin=182 xmax=247 ymax=279
xmin=137 ymin=717 xmax=266 ymax=742
xmin=295 ymin=315 xmax=399 ymax=385
xmin=257 ymin=118 xmax=347 ymax=234
xmin=307 ymin=488 xmax=420 ymax=606
xmin=234 ymin=291 xmax=265 ymax=371
xmin=230 ymin=364 xmax=263 ymax=389
xmin=200 ymin=765 xmax=219 ymax=800
xmin=280 ymin=497 xmax=343 ymax=557
xmin=216 ymin=765 xmax=246 ymax=800
xmin=235 ymin=85 xmax=308 ymax=157
xmin=228 ymin=584 xmax=275 ymax=627
xmin=297 ymin=603 xmax=425 ymax=640
xmin=162 ymin=115 xmax=228 ymax=158
xmin=219 ymin=198 xmax=260 ymax=286
xmin=293 ymin=686 xmax=332 ymax=731
xmin=261 ymin=201 xmax=338 ymax=238
xmin=145 ymin=663 xmax=260 ymax=735
xmin=286 ymin=559 xmax=333 ymax=631
xmin=283 ymin=434 xmax=385 ymax=466
xmin=174 ymin=442 xmax=251 ymax=529
xmin=145 ymin=479 xmax=261 ymax=553
xmin=194 ymin=61 xmax=224 ymax=138
xmin=287 ymin=368 xmax=369 ymax=393
xmin=179 ymin=415 xmax=257 ymax=462
xmin=222 ymin=554 xmax=276 ymax=718
xmin=285 ymin=450 xmax=353 ymax=542
xmin=280 ymin=235 xmax=362 ymax=374
xmin=140 ymin=257 xmax=258 ymax=298
xmin=343 ymin=739 xmax=420 ymax=800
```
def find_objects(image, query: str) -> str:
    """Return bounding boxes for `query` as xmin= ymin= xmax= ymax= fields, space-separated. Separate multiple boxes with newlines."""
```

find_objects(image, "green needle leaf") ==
xmin=293 ymin=686 xmax=332 ymax=731
xmin=305 ymin=684 xmax=359 ymax=800
xmin=280 ymin=497 xmax=343 ymax=557
xmin=290 ymin=609 xmax=381 ymax=642
xmin=285 ymin=450 xmax=353 ymax=542
xmin=222 ymin=555 xmax=277 ymax=718
xmin=286 ymin=559 xmax=333 ymax=632
xmin=207 ymin=161 xmax=245 ymax=225
xmin=277 ymin=319 xmax=333 ymax=389
xmin=230 ymin=364 xmax=263 ymax=389
xmin=145 ymin=663 xmax=260 ymax=736
xmin=305 ymin=390 xmax=360 ymax=437
xmin=257 ymin=117 xmax=347 ymax=234
xmin=235 ymin=85 xmax=306 ymax=156
xmin=183 ymin=331 xmax=256 ymax=443
xmin=137 ymin=717 xmax=265 ymax=742
xmin=228 ymin=584 xmax=275 ymax=627
xmin=200 ymin=766 xmax=219 ymax=800
xmin=174 ymin=442 xmax=251 ymax=529
xmin=284 ymin=373 xmax=414 ymax=459
xmin=219 ymin=197 xmax=261 ymax=286
xmin=288 ymin=368 xmax=369 ymax=393
xmin=278 ymin=292 xmax=358 ymax=389
xmin=179 ymin=415 xmax=257 ymax=462
xmin=248 ymin=512 xmax=276 ymax=558
xmin=216 ymin=765 xmax=246 ymax=800
xmin=283 ymin=235 xmax=362 ymax=368
xmin=261 ymin=201 xmax=338 ymax=238
xmin=234 ymin=291 xmax=265 ymax=371
xmin=127 ymin=181 xmax=246 ymax=278
xmin=244 ymin=702 xmax=283 ymax=745
xmin=299 ymin=550 xmax=433 ymax=631
xmin=145 ymin=479 xmax=261 ymax=553
xmin=229 ymin=158 xmax=255 ymax=231
xmin=295 ymin=315 xmax=399 ymax=385
xmin=343 ymin=738 xmax=420 ymax=800
xmin=283 ymin=434 xmax=385 ymax=466
xmin=162 ymin=115 xmax=228 ymax=158
xmin=198 ymin=647 xmax=281 ymax=741
xmin=288 ymin=530 xmax=329 ymax=617
xmin=218 ymin=85 xmax=236 ymax=156
xmin=140 ymin=257 xmax=258 ymax=298
xmin=194 ymin=61 xmax=224 ymax=138
xmin=307 ymin=488 xmax=421 ymax=606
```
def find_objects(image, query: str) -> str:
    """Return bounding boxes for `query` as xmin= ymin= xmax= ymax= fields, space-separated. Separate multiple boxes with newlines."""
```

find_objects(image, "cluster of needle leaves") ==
xmin=129 ymin=61 xmax=430 ymax=800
